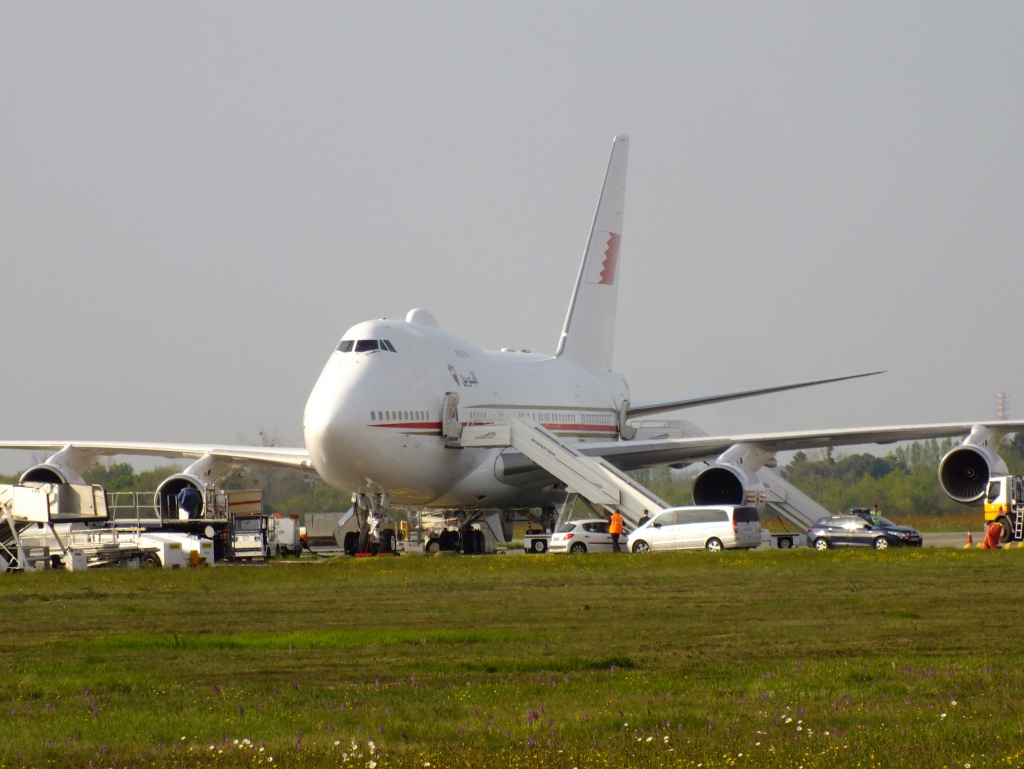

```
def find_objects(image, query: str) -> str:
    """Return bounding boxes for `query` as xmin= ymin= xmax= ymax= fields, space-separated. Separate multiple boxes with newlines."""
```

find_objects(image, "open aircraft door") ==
xmin=442 ymin=392 xmax=462 ymax=445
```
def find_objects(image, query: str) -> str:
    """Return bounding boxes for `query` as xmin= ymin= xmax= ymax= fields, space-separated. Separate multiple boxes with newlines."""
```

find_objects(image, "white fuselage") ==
xmin=302 ymin=317 xmax=629 ymax=509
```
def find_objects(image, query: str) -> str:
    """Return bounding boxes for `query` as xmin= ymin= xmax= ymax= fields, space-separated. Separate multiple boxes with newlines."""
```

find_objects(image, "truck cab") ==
xmin=984 ymin=475 xmax=1024 ymax=543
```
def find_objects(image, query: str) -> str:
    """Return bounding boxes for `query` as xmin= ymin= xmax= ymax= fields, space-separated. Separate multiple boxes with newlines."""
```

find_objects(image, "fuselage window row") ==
xmin=370 ymin=411 xmax=431 ymax=422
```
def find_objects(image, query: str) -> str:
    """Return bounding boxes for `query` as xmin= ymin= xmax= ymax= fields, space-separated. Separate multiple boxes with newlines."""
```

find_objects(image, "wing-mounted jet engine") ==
xmin=154 ymin=455 xmax=235 ymax=519
xmin=19 ymin=445 xmax=93 ymax=485
xmin=939 ymin=425 xmax=1010 ymax=503
xmin=691 ymin=443 xmax=773 ymax=511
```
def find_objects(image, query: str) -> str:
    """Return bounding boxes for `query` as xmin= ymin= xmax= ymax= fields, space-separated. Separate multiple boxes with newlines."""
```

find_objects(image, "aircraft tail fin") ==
xmin=554 ymin=135 xmax=628 ymax=372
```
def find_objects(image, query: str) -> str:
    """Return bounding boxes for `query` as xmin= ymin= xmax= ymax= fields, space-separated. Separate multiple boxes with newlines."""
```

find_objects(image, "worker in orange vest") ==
xmin=609 ymin=511 xmax=624 ymax=552
xmin=982 ymin=520 xmax=1004 ymax=549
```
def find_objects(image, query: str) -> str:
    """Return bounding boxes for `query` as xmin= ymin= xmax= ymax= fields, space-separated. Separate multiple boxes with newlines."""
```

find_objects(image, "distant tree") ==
xmin=628 ymin=466 xmax=692 ymax=506
xmin=84 ymin=462 xmax=139 ymax=492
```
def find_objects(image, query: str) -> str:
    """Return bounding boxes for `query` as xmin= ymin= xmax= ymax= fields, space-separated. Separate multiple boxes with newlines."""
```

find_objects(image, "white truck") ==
xmin=269 ymin=514 xmax=303 ymax=556
xmin=230 ymin=514 xmax=270 ymax=560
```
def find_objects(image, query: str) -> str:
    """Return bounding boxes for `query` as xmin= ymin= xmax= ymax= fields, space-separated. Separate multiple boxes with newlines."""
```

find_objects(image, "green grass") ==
xmin=1 ymin=549 xmax=1023 ymax=768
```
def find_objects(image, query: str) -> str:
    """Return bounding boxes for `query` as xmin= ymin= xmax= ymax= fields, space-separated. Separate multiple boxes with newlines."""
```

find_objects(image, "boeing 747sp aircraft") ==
xmin=2 ymin=136 xmax=1021 ymax=549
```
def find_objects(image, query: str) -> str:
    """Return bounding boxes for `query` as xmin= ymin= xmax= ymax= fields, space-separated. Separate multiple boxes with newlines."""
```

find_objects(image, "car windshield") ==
xmin=874 ymin=516 xmax=899 ymax=527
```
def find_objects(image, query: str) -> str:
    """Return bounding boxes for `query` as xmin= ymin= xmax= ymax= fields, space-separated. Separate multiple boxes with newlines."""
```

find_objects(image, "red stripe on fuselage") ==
xmin=367 ymin=422 xmax=617 ymax=436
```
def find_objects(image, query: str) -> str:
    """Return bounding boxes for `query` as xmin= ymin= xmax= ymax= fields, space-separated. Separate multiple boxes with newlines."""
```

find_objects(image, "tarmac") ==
xmin=923 ymin=531 xmax=975 ymax=548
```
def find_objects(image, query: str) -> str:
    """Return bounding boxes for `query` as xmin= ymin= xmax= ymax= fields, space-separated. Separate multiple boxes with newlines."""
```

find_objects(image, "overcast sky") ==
xmin=2 ymin=2 xmax=1022 ymax=473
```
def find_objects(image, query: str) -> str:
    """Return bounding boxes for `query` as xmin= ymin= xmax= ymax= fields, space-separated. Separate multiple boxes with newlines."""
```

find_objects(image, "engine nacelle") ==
xmin=20 ymin=463 xmax=86 ymax=486
xmin=692 ymin=464 xmax=767 ymax=511
xmin=939 ymin=445 xmax=1007 ymax=503
xmin=154 ymin=474 xmax=209 ymax=520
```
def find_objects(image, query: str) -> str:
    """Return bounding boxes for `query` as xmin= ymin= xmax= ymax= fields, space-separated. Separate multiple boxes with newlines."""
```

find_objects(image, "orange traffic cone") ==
xmin=964 ymin=530 xmax=973 ymax=549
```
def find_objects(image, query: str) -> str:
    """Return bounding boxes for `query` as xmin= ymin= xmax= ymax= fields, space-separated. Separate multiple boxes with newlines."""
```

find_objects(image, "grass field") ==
xmin=1 ymin=547 xmax=1022 ymax=768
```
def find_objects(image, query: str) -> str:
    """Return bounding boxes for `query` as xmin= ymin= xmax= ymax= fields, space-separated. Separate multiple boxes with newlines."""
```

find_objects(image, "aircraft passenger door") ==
xmin=442 ymin=392 xmax=462 ymax=445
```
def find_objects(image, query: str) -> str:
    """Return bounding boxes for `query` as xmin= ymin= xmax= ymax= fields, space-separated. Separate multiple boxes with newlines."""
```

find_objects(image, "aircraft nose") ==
xmin=305 ymin=395 xmax=361 ymax=466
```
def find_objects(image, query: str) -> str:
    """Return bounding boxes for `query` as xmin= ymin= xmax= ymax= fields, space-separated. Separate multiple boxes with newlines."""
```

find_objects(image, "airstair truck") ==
xmin=984 ymin=475 xmax=1024 ymax=543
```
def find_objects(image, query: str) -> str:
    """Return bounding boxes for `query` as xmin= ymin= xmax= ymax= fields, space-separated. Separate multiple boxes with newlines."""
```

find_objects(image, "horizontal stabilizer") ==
xmin=628 ymin=370 xmax=885 ymax=419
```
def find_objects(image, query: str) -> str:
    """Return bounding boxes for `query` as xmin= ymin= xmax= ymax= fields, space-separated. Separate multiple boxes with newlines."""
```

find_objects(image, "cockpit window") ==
xmin=337 ymin=339 xmax=397 ymax=353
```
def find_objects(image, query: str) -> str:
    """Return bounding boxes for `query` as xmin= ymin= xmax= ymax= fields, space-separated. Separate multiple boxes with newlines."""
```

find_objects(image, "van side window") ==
xmin=653 ymin=511 xmax=676 ymax=527
xmin=688 ymin=508 xmax=727 ymax=524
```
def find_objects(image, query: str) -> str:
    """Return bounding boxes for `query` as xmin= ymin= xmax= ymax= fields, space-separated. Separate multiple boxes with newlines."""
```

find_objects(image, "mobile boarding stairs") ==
xmin=457 ymin=417 xmax=670 ymax=530
xmin=456 ymin=416 xmax=828 ymax=540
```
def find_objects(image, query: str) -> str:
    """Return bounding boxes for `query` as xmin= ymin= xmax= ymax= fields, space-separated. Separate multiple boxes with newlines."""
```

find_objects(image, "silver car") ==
xmin=548 ymin=519 xmax=622 ymax=554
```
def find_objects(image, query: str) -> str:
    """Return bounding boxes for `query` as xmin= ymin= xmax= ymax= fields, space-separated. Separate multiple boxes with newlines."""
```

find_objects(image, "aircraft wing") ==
xmin=0 ymin=441 xmax=314 ymax=472
xmin=578 ymin=420 xmax=1024 ymax=471
xmin=627 ymin=371 xmax=884 ymax=419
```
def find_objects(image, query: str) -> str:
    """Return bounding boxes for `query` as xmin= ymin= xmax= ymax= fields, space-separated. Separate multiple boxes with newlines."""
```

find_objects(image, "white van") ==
xmin=627 ymin=505 xmax=761 ymax=553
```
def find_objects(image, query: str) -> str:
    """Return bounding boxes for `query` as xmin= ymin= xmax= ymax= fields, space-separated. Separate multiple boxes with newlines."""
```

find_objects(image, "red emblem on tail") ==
xmin=598 ymin=233 xmax=620 ymax=285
